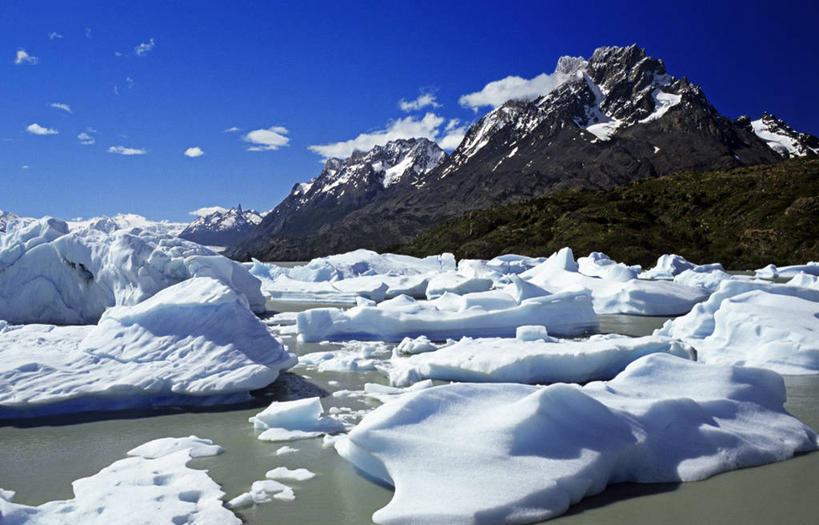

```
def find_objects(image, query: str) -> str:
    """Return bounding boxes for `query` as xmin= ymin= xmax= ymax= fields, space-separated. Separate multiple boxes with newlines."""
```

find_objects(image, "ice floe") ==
xmin=337 ymin=353 xmax=818 ymax=524
xmin=755 ymin=261 xmax=819 ymax=279
xmin=0 ymin=435 xmax=238 ymax=524
xmin=0 ymin=277 xmax=296 ymax=418
xmin=577 ymin=251 xmax=640 ymax=281
xmin=656 ymin=280 xmax=819 ymax=374
xmin=296 ymin=286 xmax=599 ymax=342
xmin=249 ymin=396 xmax=345 ymax=441
xmin=0 ymin=218 xmax=265 ymax=324
xmin=522 ymin=248 xmax=707 ymax=315
xmin=386 ymin=334 xmax=693 ymax=386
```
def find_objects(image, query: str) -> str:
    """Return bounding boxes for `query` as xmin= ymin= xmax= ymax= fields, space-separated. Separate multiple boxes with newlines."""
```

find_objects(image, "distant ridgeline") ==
xmin=392 ymin=158 xmax=819 ymax=270
xmin=227 ymin=44 xmax=818 ymax=262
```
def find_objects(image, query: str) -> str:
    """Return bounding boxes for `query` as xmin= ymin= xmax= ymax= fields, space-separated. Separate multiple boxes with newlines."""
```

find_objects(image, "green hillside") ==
xmin=392 ymin=158 xmax=819 ymax=270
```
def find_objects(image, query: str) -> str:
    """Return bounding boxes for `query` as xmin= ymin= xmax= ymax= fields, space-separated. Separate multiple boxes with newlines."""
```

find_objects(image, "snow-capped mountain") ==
xmin=229 ymin=45 xmax=816 ymax=261
xmin=229 ymin=138 xmax=446 ymax=260
xmin=736 ymin=113 xmax=819 ymax=157
xmin=178 ymin=205 xmax=266 ymax=247
xmin=0 ymin=210 xmax=29 ymax=232
xmin=67 ymin=213 xmax=187 ymax=236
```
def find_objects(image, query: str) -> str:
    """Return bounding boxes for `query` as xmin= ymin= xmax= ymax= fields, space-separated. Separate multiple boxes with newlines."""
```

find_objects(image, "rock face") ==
xmin=178 ymin=205 xmax=265 ymax=247
xmin=231 ymin=138 xmax=446 ymax=260
xmin=229 ymin=44 xmax=813 ymax=261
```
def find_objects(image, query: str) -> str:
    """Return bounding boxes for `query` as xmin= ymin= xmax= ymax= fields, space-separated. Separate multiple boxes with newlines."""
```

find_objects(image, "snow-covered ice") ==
xmin=0 ymin=218 xmax=265 ymax=324
xmin=249 ymin=397 xmax=345 ymax=441
xmin=0 ymin=435 xmax=238 ymax=524
xmin=425 ymin=272 xmax=494 ymax=299
xmin=299 ymin=342 xmax=390 ymax=372
xmin=0 ymin=277 xmax=296 ymax=418
xmin=386 ymin=334 xmax=693 ymax=386
xmin=283 ymin=249 xmax=455 ymax=281
xmin=656 ymin=280 xmax=819 ymax=374
xmin=127 ymin=435 xmax=223 ymax=459
xmin=755 ymin=262 xmax=819 ymax=279
xmin=296 ymin=286 xmax=599 ymax=342
xmin=522 ymin=248 xmax=707 ymax=315
xmin=639 ymin=253 xmax=724 ymax=279
xmin=577 ymin=251 xmax=640 ymax=281
xmin=337 ymin=353 xmax=817 ymax=524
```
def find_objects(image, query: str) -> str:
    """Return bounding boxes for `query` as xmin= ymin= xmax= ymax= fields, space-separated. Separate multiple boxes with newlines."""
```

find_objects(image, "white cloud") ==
xmin=224 ymin=126 xmax=240 ymax=133
xmin=243 ymin=126 xmax=290 ymax=152
xmin=50 ymin=102 xmax=72 ymax=113
xmin=184 ymin=146 xmax=204 ymax=158
xmin=114 ymin=51 xmax=123 ymax=57
xmin=108 ymin=145 xmax=146 ymax=155
xmin=134 ymin=38 xmax=156 ymax=56
xmin=26 ymin=123 xmax=58 ymax=135
xmin=21 ymin=165 xmax=30 ymax=169
xmin=459 ymin=72 xmax=554 ymax=111
xmin=309 ymin=113 xmax=446 ymax=159
xmin=77 ymin=132 xmax=95 ymax=145
xmin=85 ymin=27 xmax=92 ymax=39
xmin=189 ymin=206 xmax=227 ymax=217
xmin=48 ymin=32 xmax=63 ymax=40
xmin=399 ymin=92 xmax=440 ymax=112
xmin=15 ymin=49 xmax=38 ymax=65
xmin=439 ymin=119 xmax=469 ymax=150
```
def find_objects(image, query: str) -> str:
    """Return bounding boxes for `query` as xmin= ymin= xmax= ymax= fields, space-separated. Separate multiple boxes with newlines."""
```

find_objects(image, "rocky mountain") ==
xmin=178 ymin=205 xmax=266 ymax=247
xmin=230 ymin=138 xmax=446 ymax=259
xmin=228 ymin=44 xmax=815 ymax=261
xmin=736 ymin=113 xmax=819 ymax=157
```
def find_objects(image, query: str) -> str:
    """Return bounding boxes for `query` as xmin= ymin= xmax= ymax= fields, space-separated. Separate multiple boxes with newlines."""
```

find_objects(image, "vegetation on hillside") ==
xmin=392 ymin=158 xmax=818 ymax=270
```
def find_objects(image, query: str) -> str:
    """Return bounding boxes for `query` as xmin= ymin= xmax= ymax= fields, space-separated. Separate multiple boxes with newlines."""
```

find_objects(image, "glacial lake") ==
xmin=1 ymin=310 xmax=817 ymax=525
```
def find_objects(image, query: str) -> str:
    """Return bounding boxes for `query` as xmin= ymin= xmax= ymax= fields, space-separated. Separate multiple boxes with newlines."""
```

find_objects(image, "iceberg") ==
xmin=577 ymin=251 xmax=640 ymax=281
xmin=656 ymin=280 xmax=819 ymax=374
xmin=639 ymin=254 xmax=724 ymax=279
xmin=522 ymin=248 xmax=707 ymax=315
xmin=386 ymin=334 xmax=694 ymax=386
xmin=249 ymin=396 xmax=345 ymax=441
xmin=755 ymin=261 xmax=819 ymax=279
xmin=425 ymin=272 xmax=494 ymax=299
xmin=0 ymin=435 xmax=239 ymax=524
xmin=285 ymin=249 xmax=455 ymax=282
xmin=336 ymin=353 xmax=817 ymax=525
xmin=296 ymin=287 xmax=599 ymax=342
xmin=0 ymin=219 xmax=265 ymax=324
xmin=0 ymin=277 xmax=296 ymax=418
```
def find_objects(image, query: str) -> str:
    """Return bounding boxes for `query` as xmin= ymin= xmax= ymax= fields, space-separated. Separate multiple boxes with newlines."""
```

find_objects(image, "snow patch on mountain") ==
xmin=749 ymin=113 xmax=819 ymax=157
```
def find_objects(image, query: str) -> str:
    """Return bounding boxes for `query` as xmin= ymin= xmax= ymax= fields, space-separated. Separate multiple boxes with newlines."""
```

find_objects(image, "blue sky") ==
xmin=2 ymin=0 xmax=817 ymax=222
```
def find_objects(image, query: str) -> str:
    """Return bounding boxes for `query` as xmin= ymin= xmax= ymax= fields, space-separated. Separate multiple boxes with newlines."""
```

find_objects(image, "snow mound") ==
xmin=0 ymin=277 xmax=296 ymax=418
xmin=755 ymin=262 xmax=819 ymax=279
xmin=296 ymin=288 xmax=599 ymax=342
xmin=522 ymin=248 xmax=707 ymax=315
xmin=337 ymin=353 xmax=817 ymax=524
xmin=386 ymin=334 xmax=693 ymax=386
xmin=0 ymin=220 xmax=265 ymax=324
xmin=0 ymin=436 xmax=239 ymax=524
xmin=656 ymin=280 xmax=819 ymax=374
xmin=249 ymin=397 xmax=345 ymax=441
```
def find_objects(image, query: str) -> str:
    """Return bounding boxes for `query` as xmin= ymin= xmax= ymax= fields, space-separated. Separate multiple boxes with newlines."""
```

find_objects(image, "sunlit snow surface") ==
xmin=0 ymin=277 xmax=296 ymax=418
xmin=337 ymin=354 xmax=817 ymax=525
xmin=0 ymin=436 xmax=239 ymax=525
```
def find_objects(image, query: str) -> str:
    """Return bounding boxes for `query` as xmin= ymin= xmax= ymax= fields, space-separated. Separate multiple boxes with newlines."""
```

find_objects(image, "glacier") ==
xmin=336 ymin=353 xmax=818 ymax=525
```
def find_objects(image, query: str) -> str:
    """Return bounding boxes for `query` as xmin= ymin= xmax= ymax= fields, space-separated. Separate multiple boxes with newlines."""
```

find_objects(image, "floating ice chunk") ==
xmin=249 ymin=397 xmax=345 ymax=442
xmin=426 ymin=272 xmax=494 ymax=299
xmin=523 ymin=248 xmax=707 ymax=315
xmin=276 ymin=445 xmax=299 ymax=455
xmin=787 ymin=272 xmax=819 ymax=290
xmin=297 ymin=288 xmax=599 ymax=342
xmin=515 ymin=325 xmax=553 ymax=342
xmin=485 ymin=254 xmax=546 ymax=275
xmin=755 ymin=261 xmax=819 ymax=279
xmin=656 ymin=279 xmax=819 ymax=374
xmin=0 ymin=437 xmax=239 ymax=524
xmin=266 ymin=467 xmax=316 ymax=481
xmin=286 ymin=249 xmax=455 ymax=282
xmin=128 ymin=435 xmax=223 ymax=459
xmin=299 ymin=342 xmax=389 ymax=372
xmin=0 ymin=278 xmax=296 ymax=418
xmin=386 ymin=334 xmax=693 ymax=386
xmin=672 ymin=268 xmax=736 ymax=292
xmin=639 ymin=254 xmax=724 ymax=279
xmin=501 ymin=275 xmax=551 ymax=303
xmin=394 ymin=335 xmax=437 ymax=355
xmin=227 ymin=479 xmax=293 ymax=508
xmin=577 ymin=251 xmax=640 ymax=281
xmin=363 ymin=380 xmax=436 ymax=404
xmin=0 ymin=223 xmax=265 ymax=324
xmin=337 ymin=354 xmax=817 ymax=524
